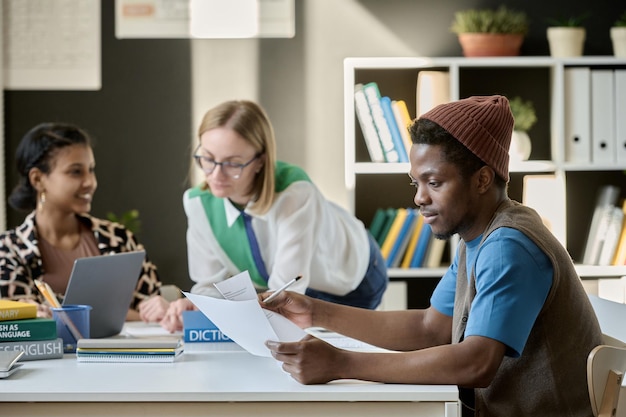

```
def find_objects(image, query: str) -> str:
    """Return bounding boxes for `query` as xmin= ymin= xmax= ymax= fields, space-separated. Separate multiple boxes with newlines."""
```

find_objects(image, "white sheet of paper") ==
xmin=183 ymin=271 xmax=307 ymax=357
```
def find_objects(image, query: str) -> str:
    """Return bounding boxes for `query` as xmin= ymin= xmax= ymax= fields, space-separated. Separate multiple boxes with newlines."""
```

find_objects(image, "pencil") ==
xmin=262 ymin=275 xmax=302 ymax=304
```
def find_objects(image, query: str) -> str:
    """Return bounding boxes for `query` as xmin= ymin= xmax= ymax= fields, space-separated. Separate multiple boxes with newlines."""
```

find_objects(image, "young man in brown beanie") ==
xmin=261 ymin=95 xmax=602 ymax=417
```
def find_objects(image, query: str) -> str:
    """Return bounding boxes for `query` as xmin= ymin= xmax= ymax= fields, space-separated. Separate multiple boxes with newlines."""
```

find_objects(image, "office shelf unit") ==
xmin=344 ymin=56 xmax=626 ymax=307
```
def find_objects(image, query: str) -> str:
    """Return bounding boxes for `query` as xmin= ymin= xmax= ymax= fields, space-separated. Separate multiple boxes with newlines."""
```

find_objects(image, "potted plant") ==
xmin=450 ymin=6 xmax=529 ymax=57
xmin=611 ymin=11 xmax=626 ymax=58
xmin=508 ymin=96 xmax=537 ymax=161
xmin=546 ymin=14 xmax=589 ymax=57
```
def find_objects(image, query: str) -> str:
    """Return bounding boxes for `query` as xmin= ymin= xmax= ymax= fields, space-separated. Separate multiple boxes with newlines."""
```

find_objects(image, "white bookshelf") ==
xmin=345 ymin=56 xmax=626 ymax=289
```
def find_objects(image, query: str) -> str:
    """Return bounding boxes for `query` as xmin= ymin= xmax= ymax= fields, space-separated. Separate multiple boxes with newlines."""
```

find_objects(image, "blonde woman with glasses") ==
xmin=159 ymin=100 xmax=388 ymax=332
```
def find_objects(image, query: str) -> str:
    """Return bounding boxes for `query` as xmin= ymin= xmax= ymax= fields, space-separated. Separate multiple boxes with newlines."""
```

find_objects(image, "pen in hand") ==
xmin=262 ymin=275 xmax=302 ymax=304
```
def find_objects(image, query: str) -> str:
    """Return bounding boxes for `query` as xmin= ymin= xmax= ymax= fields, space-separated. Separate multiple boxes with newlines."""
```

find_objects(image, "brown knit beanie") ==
xmin=419 ymin=95 xmax=514 ymax=182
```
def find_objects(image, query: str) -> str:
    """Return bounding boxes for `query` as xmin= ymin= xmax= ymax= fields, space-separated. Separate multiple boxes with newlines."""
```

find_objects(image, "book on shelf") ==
xmin=354 ymin=83 xmax=385 ymax=163
xmin=410 ymin=222 xmax=433 ymax=268
xmin=597 ymin=204 xmax=625 ymax=266
xmin=76 ymin=337 xmax=183 ymax=363
xmin=362 ymin=82 xmax=399 ymax=163
xmin=387 ymin=208 xmax=418 ymax=268
xmin=423 ymin=236 xmax=447 ymax=268
xmin=0 ymin=337 xmax=64 ymax=361
xmin=612 ymin=200 xmax=626 ymax=265
xmin=368 ymin=208 xmax=388 ymax=242
xmin=380 ymin=208 xmax=408 ymax=261
xmin=416 ymin=70 xmax=450 ymax=116
xmin=583 ymin=185 xmax=621 ymax=265
xmin=401 ymin=213 xmax=424 ymax=269
xmin=375 ymin=208 xmax=399 ymax=247
xmin=182 ymin=310 xmax=234 ymax=343
xmin=380 ymin=96 xmax=408 ymax=162
xmin=0 ymin=317 xmax=57 ymax=342
xmin=391 ymin=99 xmax=413 ymax=159
xmin=0 ymin=299 xmax=37 ymax=321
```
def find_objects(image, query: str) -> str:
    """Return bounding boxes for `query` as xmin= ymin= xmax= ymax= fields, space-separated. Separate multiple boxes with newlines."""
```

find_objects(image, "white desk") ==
xmin=1 ymin=350 xmax=459 ymax=417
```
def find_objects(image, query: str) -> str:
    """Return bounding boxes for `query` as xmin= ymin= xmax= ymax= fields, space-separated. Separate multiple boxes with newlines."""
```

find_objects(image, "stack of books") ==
xmin=0 ymin=300 xmax=64 ymax=360
xmin=76 ymin=337 xmax=183 ymax=362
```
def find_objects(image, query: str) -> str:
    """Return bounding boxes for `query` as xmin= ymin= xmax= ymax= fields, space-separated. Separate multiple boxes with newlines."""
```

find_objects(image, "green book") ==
xmin=368 ymin=208 xmax=387 ymax=241
xmin=376 ymin=208 xmax=398 ymax=247
xmin=0 ymin=317 xmax=57 ymax=342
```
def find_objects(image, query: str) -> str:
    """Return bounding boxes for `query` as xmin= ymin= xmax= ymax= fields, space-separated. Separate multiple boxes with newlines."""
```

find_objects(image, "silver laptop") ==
xmin=62 ymin=251 xmax=145 ymax=338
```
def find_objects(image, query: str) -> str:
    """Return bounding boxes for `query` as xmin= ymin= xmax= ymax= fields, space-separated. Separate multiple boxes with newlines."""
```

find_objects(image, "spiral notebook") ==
xmin=76 ymin=337 xmax=183 ymax=363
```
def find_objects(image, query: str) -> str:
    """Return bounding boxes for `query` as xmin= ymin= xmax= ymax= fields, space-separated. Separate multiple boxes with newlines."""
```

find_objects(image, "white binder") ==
xmin=591 ymin=70 xmax=616 ymax=164
xmin=615 ymin=70 xmax=626 ymax=164
xmin=564 ymin=68 xmax=591 ymax=163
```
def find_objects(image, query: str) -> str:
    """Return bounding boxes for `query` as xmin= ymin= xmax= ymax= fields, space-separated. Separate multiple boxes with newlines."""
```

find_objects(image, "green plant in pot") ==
xmin=450 ymin=6 xmax=529 ymax=57
xmin=508 ymin=96 xmax=537 ymax=161
xmin=611 ymin=11 xmax=626 ymax=58
xmin=546 ymin=13 xmax=589 ymax=57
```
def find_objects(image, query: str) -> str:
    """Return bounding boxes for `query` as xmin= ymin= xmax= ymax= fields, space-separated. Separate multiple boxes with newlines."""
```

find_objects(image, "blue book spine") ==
xmin=386 ymin=209 xmax=417 ymax=267
xmin=182 ymin=310 xmax=234 ymax=343
xmin=380 ymin=96 xmax=409 ymax=162
xmin=410 ymin=224 xmax=432 ymax=268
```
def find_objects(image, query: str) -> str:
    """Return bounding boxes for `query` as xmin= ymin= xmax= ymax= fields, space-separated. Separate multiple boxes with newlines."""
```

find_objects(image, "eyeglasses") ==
xmin=193 ymin=148 xmax=261 ymax=179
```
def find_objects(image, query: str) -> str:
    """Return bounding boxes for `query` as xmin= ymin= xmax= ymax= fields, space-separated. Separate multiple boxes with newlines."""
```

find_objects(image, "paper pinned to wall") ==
xmin=2 ymin=0 xmax=101 ymax=90
xmin=115 ymin=0 xmax=295 ymax=39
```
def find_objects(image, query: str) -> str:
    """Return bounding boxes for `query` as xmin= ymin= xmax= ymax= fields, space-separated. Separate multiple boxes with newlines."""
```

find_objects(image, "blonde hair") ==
xmin=196 ymin=100 xmax=277 ymax=214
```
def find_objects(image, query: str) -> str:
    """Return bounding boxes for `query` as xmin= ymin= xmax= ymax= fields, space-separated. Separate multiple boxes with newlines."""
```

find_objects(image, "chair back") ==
xmin=587 ymin=344 xmax=626 ymax=417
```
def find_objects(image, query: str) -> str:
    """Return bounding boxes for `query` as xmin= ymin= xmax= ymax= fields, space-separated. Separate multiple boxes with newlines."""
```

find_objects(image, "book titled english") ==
xmin=183 ymin=310 xmax=233 ymax=343
xmin=0 ymin=338 xmax=64 ymax=360
xmin=0 ymin=318 xmax=57 ymax=342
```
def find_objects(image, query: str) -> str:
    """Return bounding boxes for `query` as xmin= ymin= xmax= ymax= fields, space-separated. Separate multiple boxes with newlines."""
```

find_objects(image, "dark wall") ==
xmin=358 ymin=0 xmax=619 ymax=56
xmin=4 ymin=2 xmax=194 ymax=291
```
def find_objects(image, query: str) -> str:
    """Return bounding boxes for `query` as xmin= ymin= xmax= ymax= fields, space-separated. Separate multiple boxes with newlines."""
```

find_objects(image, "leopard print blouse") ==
xmin=0 ymin=211 xmax=161 ymax=309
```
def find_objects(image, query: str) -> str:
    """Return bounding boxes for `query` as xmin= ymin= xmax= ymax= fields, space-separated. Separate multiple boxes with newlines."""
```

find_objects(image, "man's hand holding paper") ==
xmin=182 ymin=271 xmax=306 ymax=357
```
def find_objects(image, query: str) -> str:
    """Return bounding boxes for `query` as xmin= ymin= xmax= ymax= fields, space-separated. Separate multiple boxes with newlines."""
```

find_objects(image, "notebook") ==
xmin=63 ymin=251 xmax=145 ymax=338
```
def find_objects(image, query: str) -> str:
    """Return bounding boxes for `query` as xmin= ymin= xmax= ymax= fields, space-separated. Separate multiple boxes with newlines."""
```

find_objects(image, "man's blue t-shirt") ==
xmin=430 ymin=227 xmax=553 ymax=357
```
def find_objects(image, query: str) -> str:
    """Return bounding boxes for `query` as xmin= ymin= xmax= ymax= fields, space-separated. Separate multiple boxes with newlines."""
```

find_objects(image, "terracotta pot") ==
xmin=457 ymin=33 xmax=524 ymax=57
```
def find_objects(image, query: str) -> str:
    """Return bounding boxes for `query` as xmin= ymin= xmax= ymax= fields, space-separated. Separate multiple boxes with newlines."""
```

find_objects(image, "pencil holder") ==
xmin=51 ymin=305 xmax=91 ymax=353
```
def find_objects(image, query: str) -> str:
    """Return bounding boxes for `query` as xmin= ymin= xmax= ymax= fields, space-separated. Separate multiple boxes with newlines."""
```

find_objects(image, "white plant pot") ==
xmin=547 ymin=27 xmax=586 ymax=57
xmin=510 ymin=130 xmax=532 ymax=161
xmin=611 ymin=27 xmax=626 ymax=58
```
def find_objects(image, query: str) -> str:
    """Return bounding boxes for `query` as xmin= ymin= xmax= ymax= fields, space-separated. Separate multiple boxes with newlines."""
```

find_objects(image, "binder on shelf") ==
xmin=416 ymin=71 xmax=450 ymax=117
xmin=387 ymin=209 xmax=418 ymax=268
xmin=582 ymin=185 xmax=621 ymax=265
xmin=590 ymin=70 xmax=616 ymax=164
xmin=391 ymin=99 xmax=413 ymax=159
xmin=615 ymin=70 xmax=626 ymax=164
xmin=354 ymin=83 xmax=385 ymax=163
xmin=563 ymin=68 xmax=591 ymax=164
xmin=400 ymin=213 xmax=424 ymax=269
xmin=362 ymin=82 xmax=399 ymax=162
xmin=380 ymin=96 xmax=408 ymax=162
xmin=380 ymin=208 xmax=408 ymax=261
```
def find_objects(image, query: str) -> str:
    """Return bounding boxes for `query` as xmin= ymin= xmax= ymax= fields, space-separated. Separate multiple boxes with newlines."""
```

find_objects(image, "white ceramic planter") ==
xmin=510 ymin=130 xmax=532 ymax=161
xmin=611 ymin=27 xmax=626 ymax=58
xmin=547 ymin=27 xmax=586 ymax=57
